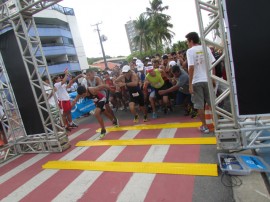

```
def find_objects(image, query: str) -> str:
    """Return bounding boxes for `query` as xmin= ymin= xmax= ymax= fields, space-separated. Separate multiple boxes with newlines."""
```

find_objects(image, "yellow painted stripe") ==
xmin=43 ymin=161 xmax=218 ymax=176
xmin=76 ymin=137 xmax=216 ymax=147
xmin=96 ymin=122 xmax=202 ymax=132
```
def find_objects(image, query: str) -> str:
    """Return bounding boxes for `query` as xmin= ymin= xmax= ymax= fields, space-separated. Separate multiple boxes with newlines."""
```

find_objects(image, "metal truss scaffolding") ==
xmin=195 ymin=0 xmax=270 ymax=150
xmin=0 ymin=0 xmax=70 ymax=164
xmin=0 ymin=53 xmax=24 ymax=162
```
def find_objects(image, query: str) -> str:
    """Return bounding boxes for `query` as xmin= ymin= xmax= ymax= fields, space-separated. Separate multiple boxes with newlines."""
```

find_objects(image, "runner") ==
xmin=72 ymin=85 xmax=119 ymax=138
xmin=143 ymin=66 xmax=171 ymax=118
xmin=114 ymin=65 xmax=148 ymax=123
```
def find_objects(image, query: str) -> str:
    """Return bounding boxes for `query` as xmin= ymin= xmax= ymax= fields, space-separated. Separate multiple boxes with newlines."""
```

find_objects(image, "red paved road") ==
xmin=0 ymin=115 xmax=232 ymax=202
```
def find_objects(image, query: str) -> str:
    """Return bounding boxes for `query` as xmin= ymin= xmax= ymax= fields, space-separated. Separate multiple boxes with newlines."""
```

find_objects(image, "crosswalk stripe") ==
xmin=43 ymin=161 xmax=217 ymax=176
xmin=117 ymin=128 xmax=176 ymax=202
xmin=0 ymin=129 xmax=94 ymax=202
xmin=76 ymin=137 xmax=216 ymax=146
xmin=51 ymin=130 xmax=140 ymax=202
xmin=0 ymin=129 xmax=89 ymax=184
xmin=96 ymin=122 xmax=202 ymax=132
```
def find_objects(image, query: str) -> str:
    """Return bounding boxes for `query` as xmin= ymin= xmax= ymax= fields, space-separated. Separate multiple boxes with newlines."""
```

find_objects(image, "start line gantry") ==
xmin=0 ymin=0 xmax=270 ymax=165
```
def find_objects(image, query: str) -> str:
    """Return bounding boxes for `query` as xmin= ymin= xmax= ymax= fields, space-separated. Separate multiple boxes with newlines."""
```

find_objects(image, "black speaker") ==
xmin=224 ymin=0 xmax=270 ymax=116
xmin=0 ymin=29 xmax=45 ymax=135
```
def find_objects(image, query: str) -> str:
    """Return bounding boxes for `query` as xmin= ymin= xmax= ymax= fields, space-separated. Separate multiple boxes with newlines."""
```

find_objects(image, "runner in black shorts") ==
xmin=114 ymin=65 xmax=148 ymax=123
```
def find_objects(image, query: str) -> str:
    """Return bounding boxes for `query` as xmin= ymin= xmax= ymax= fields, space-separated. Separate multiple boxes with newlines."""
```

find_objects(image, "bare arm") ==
xmin=61 ymin=70 xmax=69 ymax=85
xmin=114 ymin=75 xmax=125 ymax=84
xmin=95 ymin=76 xmax=104 ymax=85
xmin=143 ymin=79 xmax=149 ymax=91
xmin=188 ymin=65 xmax=194 ymax=94
xmin=126 ymin=72 xmax=139 ymax=87
xmin=66 ymin=74 xmax=84 ymax=89
xmin=71 ymin=94 xmax=82 ymax=108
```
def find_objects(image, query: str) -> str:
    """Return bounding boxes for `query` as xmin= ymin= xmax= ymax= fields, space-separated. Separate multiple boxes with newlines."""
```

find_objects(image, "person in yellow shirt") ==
xmin=143 ymin=66 xmax=170 ymax=118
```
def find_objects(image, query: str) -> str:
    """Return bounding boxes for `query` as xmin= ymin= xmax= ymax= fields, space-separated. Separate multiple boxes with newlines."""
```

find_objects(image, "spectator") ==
xmin=185 ymin=32 xmax=215 ymax=134
xmin=53 ymin=69 xmax=82 ymax=131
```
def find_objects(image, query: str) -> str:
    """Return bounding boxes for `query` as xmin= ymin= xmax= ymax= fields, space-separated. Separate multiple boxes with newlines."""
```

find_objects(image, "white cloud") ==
xmin=59 ymin=0 xmax=200 ymax=57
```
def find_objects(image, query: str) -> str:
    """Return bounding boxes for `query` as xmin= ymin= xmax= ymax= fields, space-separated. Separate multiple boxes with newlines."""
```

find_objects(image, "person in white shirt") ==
xmin=78 ymin=70 xmax=86 ymax=85
xmin=42 ymin=76 xmax=57 ymax=108
xmin=185 ymin=32 xmax=215 ymax=134
xmin=52 ymin=69 xmax=83 ymax=131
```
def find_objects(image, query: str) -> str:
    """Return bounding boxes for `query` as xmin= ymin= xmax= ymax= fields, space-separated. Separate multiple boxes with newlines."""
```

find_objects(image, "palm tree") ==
xmin=145 ymin=0 xmax=174 ymax=51
xmin=172 ymin=40 xmax=188 ymax=52
xmin=146 ymin=0 xmax=168 ymax=17
xmin=133 ymin=13 xmax=152 ymax=54
xmin=207 ymin=0 xmax=220 ymax=39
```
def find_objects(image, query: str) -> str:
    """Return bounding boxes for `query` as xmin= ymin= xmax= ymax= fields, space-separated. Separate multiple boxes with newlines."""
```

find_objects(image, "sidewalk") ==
xmin=232 ymin=150 xmax=270 ymax=202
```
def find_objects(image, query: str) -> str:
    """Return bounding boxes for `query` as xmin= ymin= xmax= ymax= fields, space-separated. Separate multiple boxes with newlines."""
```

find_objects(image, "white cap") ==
xmin=135 ymin=59 xmax=142 ymax=65
xmin=169 ymin=61 xmax=177 ymax=67
xmin=133 ymin=57 xmax=138 ymax=60
xmin=137 ymin=62 xmax=144 ymax=71
xmin=145 ymin=66 xmax=154 ymax=72
xmin=122 ymin=65 xmax=130 ymax=73
xmin=145 ymin=57 xmax=150 ymax=60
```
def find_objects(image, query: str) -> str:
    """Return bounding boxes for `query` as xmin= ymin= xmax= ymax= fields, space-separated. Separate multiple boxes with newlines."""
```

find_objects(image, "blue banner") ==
xmin=69 ymin=92 xmax=96 ymax=119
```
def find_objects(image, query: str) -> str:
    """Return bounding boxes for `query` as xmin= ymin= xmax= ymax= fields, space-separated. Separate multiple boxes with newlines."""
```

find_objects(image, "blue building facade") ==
xmin=33 ymin=4 xmax=88 ymax=75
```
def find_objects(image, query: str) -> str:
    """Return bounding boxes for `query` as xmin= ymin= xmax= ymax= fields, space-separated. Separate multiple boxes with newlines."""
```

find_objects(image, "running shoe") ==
xmin=163 ymin=108 xmax=168 ymax=114
xmin=119 ymin=106 xmax=124 ymax=111
xmin=69 ymin=122 xmax=78 ymax=128
xmin=133 ymin=114 xmax=139 ymax=123
xmin=199 ymin=125 xmax=209 ymax=134
xmin=191 ymin=110 xmax=198 ymax=118
xmin=100 ymin=129 xmax=106 ymax=138
xmin=152 ymin=112 xmax=158 ymax=119
xmin=143 ymin=115 xmax=148 ymax=122
xmin=112 ymin=118 xmax=119 ymax=127
xmin=168 ymin=106 xmax=173 ymax=112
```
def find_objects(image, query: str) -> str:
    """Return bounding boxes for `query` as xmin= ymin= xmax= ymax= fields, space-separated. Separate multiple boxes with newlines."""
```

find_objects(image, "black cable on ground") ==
xmin=221 ymin=172 xmax=242 ymax=188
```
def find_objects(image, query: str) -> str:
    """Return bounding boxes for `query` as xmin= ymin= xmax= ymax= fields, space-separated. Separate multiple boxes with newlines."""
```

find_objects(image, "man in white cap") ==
xmin=114 ymin=65 xmax=148 ymax=123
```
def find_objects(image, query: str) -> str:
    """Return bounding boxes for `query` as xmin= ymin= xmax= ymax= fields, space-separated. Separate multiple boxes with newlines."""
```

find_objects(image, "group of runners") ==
xmin=50 ymin=32 xmax=218 ymax=138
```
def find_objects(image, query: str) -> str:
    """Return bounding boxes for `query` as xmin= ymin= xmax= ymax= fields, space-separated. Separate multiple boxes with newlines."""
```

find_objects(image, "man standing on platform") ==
xmin=185 ymin=32 xmax=215 ymax=134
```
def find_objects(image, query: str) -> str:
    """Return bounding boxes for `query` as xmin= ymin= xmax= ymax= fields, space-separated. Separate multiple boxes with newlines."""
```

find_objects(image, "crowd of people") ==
xmin=44 ymin=31 xmax=226 ymax=138
xmin=0 ymin=31 xmax=227 ymax=147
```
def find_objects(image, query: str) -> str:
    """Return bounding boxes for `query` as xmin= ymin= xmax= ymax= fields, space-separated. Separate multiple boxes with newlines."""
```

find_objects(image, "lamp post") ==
xmin=92 ymin=22 xmax=109 ymax=70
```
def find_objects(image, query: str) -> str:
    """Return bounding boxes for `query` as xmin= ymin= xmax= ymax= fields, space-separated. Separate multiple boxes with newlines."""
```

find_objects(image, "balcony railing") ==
xmin=50 ymin=4 xmax=75 ymax=16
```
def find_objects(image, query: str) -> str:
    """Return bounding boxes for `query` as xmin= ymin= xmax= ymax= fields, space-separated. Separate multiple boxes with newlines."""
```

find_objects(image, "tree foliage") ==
xmin=133 ymin=13 xmax=152 ymax=54
xmin=171 ymin=40 xmax=188 ymax=52
xmin=132 ymin=0 xmax=174 ymax=55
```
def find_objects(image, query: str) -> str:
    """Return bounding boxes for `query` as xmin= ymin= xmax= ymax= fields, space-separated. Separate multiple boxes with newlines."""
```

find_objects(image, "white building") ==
xmin=33 ymin=4 xmax=88 ymax=75
xmin=125 ymin=20 xmax=139 ymax=54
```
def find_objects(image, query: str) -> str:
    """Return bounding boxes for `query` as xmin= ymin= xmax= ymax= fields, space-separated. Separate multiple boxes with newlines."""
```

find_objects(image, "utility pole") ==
xmin=91 ymin=22 xmax=108 ymax=70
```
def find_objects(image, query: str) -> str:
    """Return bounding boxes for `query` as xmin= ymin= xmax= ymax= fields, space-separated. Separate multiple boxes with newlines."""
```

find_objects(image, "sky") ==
xmin=58 ymin=0 xmax=201 ymax=58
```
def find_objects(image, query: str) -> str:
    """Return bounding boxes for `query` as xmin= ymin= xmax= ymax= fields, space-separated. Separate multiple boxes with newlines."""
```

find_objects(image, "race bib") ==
xmin=132 ymin=92 xmax=139 ymax=97
xmin=154 ymin=82 xmax=161 ymax=88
